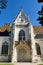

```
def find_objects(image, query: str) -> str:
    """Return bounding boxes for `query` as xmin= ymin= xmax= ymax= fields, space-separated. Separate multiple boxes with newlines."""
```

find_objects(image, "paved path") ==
xmin=14 ymin=62 xmax=43 ymax=65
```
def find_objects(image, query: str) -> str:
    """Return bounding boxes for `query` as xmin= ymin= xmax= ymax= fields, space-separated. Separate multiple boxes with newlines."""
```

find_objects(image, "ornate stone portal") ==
xmin=16 ymin=43 xmax=32 ymax=62
xmin=12 ymin=41 xmax=32 ymax=62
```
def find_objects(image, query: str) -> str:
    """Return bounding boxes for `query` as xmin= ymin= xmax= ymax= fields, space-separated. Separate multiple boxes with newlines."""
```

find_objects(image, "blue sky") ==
xmin=0 ymin=0 xmax=42 ymax=26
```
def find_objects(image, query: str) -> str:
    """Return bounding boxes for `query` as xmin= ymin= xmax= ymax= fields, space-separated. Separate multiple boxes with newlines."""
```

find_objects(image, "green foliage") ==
xmin=0 ymin=0 xmax=8 ymax=14
xmin=38 ymin=0 xmax=43 ymax=3
xmin=0 ymin=0 xmax=7 ymax=9
xmin=37 ymin=5 xmax=43 ymax=26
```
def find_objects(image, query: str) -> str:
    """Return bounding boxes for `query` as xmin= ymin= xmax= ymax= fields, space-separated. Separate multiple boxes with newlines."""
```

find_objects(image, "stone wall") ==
xmin=35 ymin=39 xmax=43 ymax=62
xmin=0 ymin=36 xmax=10 ymax=62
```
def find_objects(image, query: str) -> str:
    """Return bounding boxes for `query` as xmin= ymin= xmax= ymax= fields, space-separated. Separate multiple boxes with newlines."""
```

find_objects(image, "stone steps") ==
xmin=14 ymin=62 xmax=43 ymax=65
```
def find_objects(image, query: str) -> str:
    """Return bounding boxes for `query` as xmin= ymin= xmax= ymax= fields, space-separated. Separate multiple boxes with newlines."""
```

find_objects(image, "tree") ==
xmin=0 ymin=0 xmax=8 ymax=13
xmin=38 ymin=0 xmax=43 ymax=3
xmin=37 ymin=0 xmax=43 ymax=26
xmin=37 ymin=5 xmax=43 ymax=26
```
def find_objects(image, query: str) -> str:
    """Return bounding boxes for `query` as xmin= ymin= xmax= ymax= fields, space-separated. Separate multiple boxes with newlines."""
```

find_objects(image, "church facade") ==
xmin=0 ymin=9 xmax=43 ymax=63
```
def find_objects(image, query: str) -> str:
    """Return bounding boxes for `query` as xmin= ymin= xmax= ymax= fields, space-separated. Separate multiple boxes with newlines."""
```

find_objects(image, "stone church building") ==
xmin=0 ymin=9 xmax=43 ymax=63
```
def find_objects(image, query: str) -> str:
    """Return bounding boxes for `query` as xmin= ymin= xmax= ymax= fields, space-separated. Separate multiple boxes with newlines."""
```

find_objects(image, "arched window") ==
xmin=36 ymin=43 xmax=41 ymax=55
xmin=19 ymin=30 xmax=25 ymax=41
xmin=1 ymin=42 xmax=8 ymax=56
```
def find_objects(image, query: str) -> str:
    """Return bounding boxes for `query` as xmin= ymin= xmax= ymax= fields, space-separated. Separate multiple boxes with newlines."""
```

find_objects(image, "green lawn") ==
xmin=0 ymin=63 xmax=13 ymax=65
xmin=39 ymin=64 xmax=43 ymax=65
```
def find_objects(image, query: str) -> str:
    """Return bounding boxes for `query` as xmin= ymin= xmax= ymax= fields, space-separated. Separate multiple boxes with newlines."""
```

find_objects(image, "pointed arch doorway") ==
xmin=18 ymin=48 xmax=26 ymax=62
xmin=16 ymin=44 xmax=32 ymax=62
